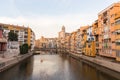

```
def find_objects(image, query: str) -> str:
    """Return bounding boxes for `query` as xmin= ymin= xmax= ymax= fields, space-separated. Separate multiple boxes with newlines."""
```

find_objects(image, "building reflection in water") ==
xmin=0 ymin=57 xmax=34 ymax=80
xmin=0 ymin=54 xmax=119 ymax=80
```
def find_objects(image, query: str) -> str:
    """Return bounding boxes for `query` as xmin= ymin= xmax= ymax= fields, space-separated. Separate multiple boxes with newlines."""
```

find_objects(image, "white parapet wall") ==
xmin=4 ymin=41 xmax=20 ymax=58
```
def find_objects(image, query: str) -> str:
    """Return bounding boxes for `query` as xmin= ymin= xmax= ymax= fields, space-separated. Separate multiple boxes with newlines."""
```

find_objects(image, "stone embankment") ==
xmin=0 ymin=53 xmax=33 ymax=72
xmin=69 ymin=52 xmax=120 ymax=73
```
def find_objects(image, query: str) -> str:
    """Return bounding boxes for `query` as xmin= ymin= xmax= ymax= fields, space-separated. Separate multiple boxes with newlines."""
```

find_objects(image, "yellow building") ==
xmin=85 ymin=41 xmax=96 ymax=57
xmin=0 ymin=23 xmax=35 ymax=50
xmin=84 ymin=26 xmax=96 ymax=57
xmin=76 ymin=29 xmax=82 ymax=54
xmin=92 ymin=20 xmax=99 ymax=56
xmin=65 ymin=34 xmax=71 ymax=53
xmin=70 ymin=32 xmax=76 ymax=53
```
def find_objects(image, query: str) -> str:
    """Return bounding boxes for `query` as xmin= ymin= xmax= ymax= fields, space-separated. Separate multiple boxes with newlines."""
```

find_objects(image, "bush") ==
xmin=20 ymin=43 xmax=29 ymax=54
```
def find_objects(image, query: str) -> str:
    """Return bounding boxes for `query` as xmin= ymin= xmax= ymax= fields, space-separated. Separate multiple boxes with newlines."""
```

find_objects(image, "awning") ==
xmin=116 ymin=40 xmax=120 ymax=42
xmin=0 ymin=38 xmax=7 ymax=43
xmin=115 ymin=30 xmax=120 ymax=33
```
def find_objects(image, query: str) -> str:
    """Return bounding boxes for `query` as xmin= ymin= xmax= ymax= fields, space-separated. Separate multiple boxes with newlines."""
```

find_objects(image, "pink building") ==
xmin=0 ymin=26 xmax=7 ymax=55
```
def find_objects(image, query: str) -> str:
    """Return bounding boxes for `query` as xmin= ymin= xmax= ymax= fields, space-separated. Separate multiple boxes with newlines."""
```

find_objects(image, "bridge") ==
xmin=33 ymin=48 xmax=58 ymax=55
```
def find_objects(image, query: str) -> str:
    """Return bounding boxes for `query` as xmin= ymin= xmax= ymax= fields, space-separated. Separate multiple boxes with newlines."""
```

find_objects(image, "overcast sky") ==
xmin=0 ymin=0 xmax=119 ymax=39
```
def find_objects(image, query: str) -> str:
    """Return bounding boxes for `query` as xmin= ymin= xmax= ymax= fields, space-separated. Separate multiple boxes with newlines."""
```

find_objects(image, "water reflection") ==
xmin=0 ymin=54 xmax=119 ymax=80
xmin=0 ymin=57 xmax=34 ymax=80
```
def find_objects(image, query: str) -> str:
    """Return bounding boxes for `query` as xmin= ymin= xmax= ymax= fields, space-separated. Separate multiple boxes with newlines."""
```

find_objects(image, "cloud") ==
xmin=0 ymin=13 xmax=97 ymax=39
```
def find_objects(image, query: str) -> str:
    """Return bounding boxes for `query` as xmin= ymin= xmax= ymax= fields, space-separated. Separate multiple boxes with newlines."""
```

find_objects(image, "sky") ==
xmin=0 ymin=0 xmax=119 ymax=39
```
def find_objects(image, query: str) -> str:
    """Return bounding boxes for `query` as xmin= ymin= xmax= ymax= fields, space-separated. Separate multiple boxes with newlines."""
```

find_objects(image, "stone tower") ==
xmin=62 ymin=26 xmax=65 ymax=32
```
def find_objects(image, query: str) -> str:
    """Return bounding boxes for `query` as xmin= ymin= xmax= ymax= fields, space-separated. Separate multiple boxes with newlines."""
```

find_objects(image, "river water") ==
xmin=0 ymin=54 xmax=120 ymax=80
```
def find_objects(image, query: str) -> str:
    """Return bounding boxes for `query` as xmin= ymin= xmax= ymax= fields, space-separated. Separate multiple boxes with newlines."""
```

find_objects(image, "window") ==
xmin=116 ymin=42 xmax=120 ymax=46
xmin=88 ymin=44 xmax=91 ymax=48
xmin=0 ymin=43 xmax=6 ymax=51
xmin=2 ymin=44 xmax=6 ymax=51
xmin=116 ymin=32 xmax=120 ymax=35
xmin=0 ymin=30 xmax=2 ymax=38
xmin=91 ymin=38 xmax=94 ymax=41
xmin=116 ymin=51 xmax=120 ymax=57
xmin=10 ymin=30 xmax=14 ymax=32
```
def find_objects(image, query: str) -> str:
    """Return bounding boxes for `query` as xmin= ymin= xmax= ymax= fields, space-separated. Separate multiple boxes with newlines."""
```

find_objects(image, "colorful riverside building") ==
xmin=98 ymin=2 xmax=120 ymax=60
xmin=80 ymin=26 xmax=88 ymax=55
xmin=70 ymin=31 xmax=77 ymax=53
xmin=92 ymin=20 xmax=99 ymax=56
xmin=65 ymin=33 xmax=71 ymax=53
xmin=85 ymin=25 xmax=96 ymax=57
xmin=0 ymin=23 xmax=35 ymax=50
xmin=56 ymin=2 xmax=120 ymax=61
xmin=0 ymin=25 xmax=7 ymax=57
xmin=76 ymin=29 xmax=81 ymax=54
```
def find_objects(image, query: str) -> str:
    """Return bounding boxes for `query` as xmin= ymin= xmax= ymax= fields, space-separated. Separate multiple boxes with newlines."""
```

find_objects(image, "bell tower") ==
xmin=62 ymin=26 xmax=65 ymax=32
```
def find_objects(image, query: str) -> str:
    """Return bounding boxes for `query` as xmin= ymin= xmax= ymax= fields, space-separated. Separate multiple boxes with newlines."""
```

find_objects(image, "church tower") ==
xmin=62 ymin=26 xmax=65 ymax=32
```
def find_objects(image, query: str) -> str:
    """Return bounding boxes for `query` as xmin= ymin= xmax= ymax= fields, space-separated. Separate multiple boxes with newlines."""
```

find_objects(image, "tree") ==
xmin=8 ymin=31 xmax=18 ymax=41
xmin=20 ymin=43 xmax=29 ymax=54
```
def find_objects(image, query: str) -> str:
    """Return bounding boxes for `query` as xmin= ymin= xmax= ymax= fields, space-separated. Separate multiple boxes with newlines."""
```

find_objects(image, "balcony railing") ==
xmin=115 ymin=12 xmax=120 ymax=20
xmin=111 ymin=24 xmax=120 ymax=32
xmin=115 ymin=35 xmax=120 ymax=40
xmin=115 ymin=24 xmax=120 ymax=30
xmin=116 ymin=45 xmax=120 ymax=50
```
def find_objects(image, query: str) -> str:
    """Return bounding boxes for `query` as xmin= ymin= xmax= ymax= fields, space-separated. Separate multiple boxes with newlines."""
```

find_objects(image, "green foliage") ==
xmin=20 ymin=43 xmax=29 ymax=54
xmin=8 ymin=31 xmax=18 ymax=41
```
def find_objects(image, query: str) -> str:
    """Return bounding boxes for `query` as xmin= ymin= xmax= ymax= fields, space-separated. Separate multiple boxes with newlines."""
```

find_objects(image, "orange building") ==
xmin=70 ymin=32 xmax=76 ymax=53
xmin=65 ymin=33 xmax=71 ymax=53
xmin=98 ymin=2 xmax=120 ymax=60
xmin=80 ymin=26 xmax=88 ymax=54
xmin=92 ymin=20 xmax=100 ymax=56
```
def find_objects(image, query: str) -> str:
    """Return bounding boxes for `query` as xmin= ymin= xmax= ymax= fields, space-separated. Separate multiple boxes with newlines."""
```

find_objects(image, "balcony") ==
xmin=115 ymin=24 xmax=120 ymax=30
xmin=116 ymin=45 xmax=120 ymax=50
xmin=103 ymin=34 xmax=110 ymax=39
xmin=111 ymin=35 xmax=115 ymax=41
xmin=115 ymin=12 xmax=120 ymax=20
xmin=111 ymin=24 xmax=120 ymax=32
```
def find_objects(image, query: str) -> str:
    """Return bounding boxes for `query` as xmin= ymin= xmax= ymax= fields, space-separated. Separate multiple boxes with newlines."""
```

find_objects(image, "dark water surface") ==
xmin=0 ymin=54 xmax=120 ymax=80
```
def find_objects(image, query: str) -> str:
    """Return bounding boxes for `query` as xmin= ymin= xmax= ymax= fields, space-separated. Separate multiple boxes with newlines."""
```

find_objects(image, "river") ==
xmin=0 ymin=53 xmax=120 ymax=80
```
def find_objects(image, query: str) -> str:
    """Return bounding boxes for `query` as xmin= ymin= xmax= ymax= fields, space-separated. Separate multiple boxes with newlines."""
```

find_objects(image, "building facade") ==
xmin=0 ymin=25 xmax=7 ymax=57
xmin=76 ymin=29 xmax=82 ymax=54
xmin=36 ymin=36 xmax=57 ymax=51
xmin=98 ymin=2 xmax=120 ymax=59
xmin=0 ymin=23 xmax=35 ymax=50
xmin=85 ymin=26 xmax=96 ymax=56
xmin=92 ymin=20 xmax=99 ymax=56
